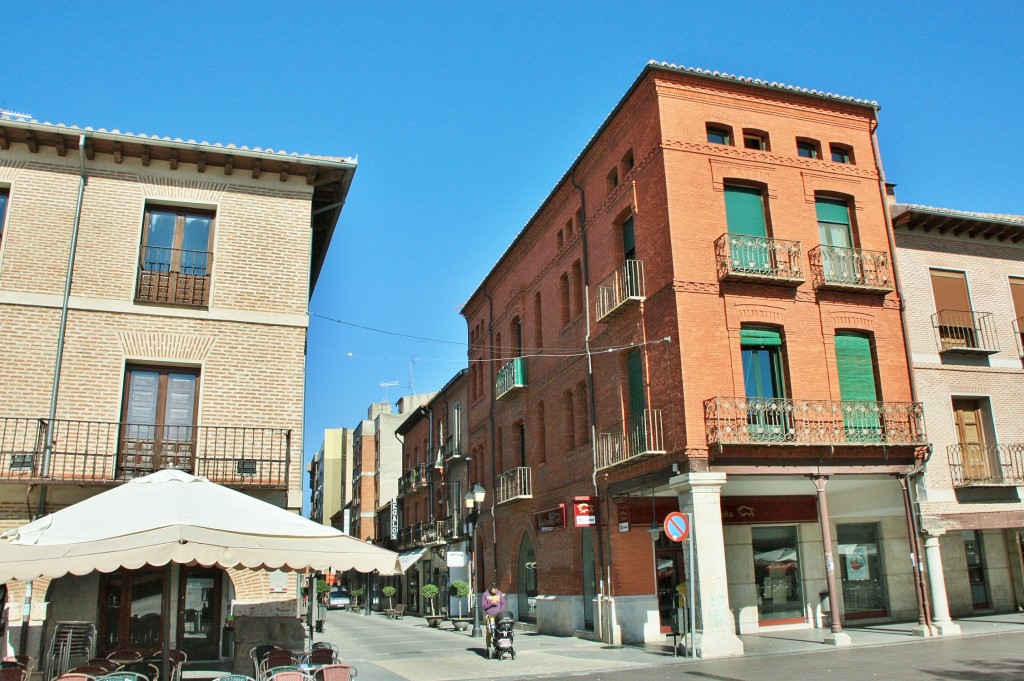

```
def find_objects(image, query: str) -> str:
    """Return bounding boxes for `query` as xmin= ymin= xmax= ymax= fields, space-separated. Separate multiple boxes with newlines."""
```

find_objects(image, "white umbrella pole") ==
xmin=161 ymin=563 xmax=173 ymax=681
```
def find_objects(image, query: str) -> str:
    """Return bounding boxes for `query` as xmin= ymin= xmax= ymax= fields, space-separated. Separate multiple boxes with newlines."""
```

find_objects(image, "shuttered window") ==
xmin=1009 ymin=278 xmax=1024 ymax=322
xmin=834 ymin=333 xmax=882 ymax=441
xmin=930 ymin=269 xmax=971 ymax=314
xmin=741 ymin=327 xmax=785 ymax=399
xmin=725 ymin=185 xmax=768 ymax=238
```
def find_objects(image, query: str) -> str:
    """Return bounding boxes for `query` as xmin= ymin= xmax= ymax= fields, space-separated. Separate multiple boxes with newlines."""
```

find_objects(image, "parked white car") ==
xmin=327 ymin=587 xmax=351 ymax=610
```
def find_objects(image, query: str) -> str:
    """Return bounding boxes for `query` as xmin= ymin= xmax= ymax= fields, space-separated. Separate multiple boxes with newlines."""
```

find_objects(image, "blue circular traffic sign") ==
xmin=664 ymin=511 xmax=690 ymax=542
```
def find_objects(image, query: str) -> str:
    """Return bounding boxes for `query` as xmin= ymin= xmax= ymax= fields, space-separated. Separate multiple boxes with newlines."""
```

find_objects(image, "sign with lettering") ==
xmin=446 ymin=551 xmax=466 ymax=568
xmin=535 ymin=504 xmax=566 ymax=532
xmin=720 ymin=496 xmax=817 ymax=525
xmin=390 ymin=497 xmax=399 ymax=540
xmin=573 ymin=496 xmax=596 ymax=527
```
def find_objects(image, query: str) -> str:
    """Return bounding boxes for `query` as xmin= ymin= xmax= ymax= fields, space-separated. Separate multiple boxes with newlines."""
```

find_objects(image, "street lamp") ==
xmin=464 ymin=483 xmax=486 ymax=638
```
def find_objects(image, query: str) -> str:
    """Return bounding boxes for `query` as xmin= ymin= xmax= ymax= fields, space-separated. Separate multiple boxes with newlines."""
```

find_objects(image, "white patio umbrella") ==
xmin=0 ymin=469 xmax=400 ymax=581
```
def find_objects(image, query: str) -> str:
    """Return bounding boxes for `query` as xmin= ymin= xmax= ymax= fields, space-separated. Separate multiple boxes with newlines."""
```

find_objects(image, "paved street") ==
xmin=313 ymin=609 xmax=1024 ymax=681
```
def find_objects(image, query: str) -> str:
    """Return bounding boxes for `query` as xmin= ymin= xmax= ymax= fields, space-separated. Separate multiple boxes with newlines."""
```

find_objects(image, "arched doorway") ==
xmin=516 ymin=534 xmax=537 ymax=622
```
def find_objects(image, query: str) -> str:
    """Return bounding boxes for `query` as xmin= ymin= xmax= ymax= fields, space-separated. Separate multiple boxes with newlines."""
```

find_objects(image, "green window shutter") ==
xmin=815 ymin=198 xmax=850 ymax=224
xmin=740 ymin=327 xmax=783 ymax=347
xmin=622 ymin=216 xmax=636 ymax=259
xmin=626 ymin=349 xmax=645 ymax=415
xmin=834 ymin=333 xmax=878 ymax=401
xmin=725 ymin=185 xmax=767 ymax=237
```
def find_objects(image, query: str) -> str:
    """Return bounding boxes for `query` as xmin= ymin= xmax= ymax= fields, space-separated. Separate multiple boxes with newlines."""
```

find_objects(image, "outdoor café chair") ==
xmin=0 ymin=667 xmax=27 ymax=681
xmin=262 ymin=650 xmax=298 ymax=670
xmin=85 ymin=660 xmax=120 ymax=672
xmin=309 ymin=644 xmax=337 ymax=652
xmin=55 ymin=675 xmax=96 ymax=681
xmin=314 ymin=664 xmax=357 ymax=681
xmin=260 ymin=665 xmax=300 ymax=681
xmin=105 ymin=652 xmax=143 ymax=664
xmin=268 ymin=672 xmax=312 ymax=681
xmin=68 ymin=667 xmax=114 ymax=678
xmin=98 ymin=671 xmax=150 ymax=681
xmin=2 ymin=658 xmax=33 ymax=672
xmin=218 ymin=675 xmax=256 ymax=681
xmin=299 ymin=650 xmax=339 ymax=667
xmin=249 ymin=646 xmax=278 ymax=678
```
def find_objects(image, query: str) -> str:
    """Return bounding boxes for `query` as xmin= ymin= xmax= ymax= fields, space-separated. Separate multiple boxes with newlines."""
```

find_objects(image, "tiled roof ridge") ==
xmin=896 ymin=203 xmax=1024 ymax=225
xmin=0 ymin=114 xmax=355 ymax=164
xmin=648 ymin=61 xmax=879 ymax=108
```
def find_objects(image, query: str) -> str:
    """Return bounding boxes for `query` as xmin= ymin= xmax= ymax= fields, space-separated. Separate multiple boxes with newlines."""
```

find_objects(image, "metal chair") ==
xmin=85 ymin=660 xmax=120 ymax=672
xmin=260 ymin=666 xmax=300 ymax=681
xmin=55 ymin=675 xmax=96 ymax=681
xmin=249 ymin=646 xmax=277 ymax=679
xmin=98 ymin=672 xmax=150 ymax=681
xmin=68 ymin=667 xmax=115 ymax=678
xmin=104 ymin=652 xmax=143 ymax=664
xmin=299 ymin=650 xmax=339 ymax=667
xmin=217 ymin=676 xmax=256 ymax=681
xmin=0 ymin=667 xmax=27 ymax=681
xmin=2 ymin=658 xmax=34 ymax=673
xmin=314 ymin=664 xmax=357 ymax=681
xmin=269 ymin=673 xmax=312 ymax=681
xmin=308 ymin=644 xmax=337 ymax=652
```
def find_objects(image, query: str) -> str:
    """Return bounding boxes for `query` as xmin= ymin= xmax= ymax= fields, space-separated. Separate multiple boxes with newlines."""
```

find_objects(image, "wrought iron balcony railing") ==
xmin=495 ymin=357 xmax=528 ymax=400
xmin=931 ymin=310 xmax=999 ymax=354
xmin=704 ymin=397 xmax=927 ymax=446
xmin=399 ymin=463 xmax=429 ymax=496
xmin=595 ymin=260 xmax=645 ymax=322
xmin=421 ymin=519 xmax=447 ymax=545
xmin=444 ymin=435 xmax=465 ymax=462
xmin=136 ymin=246 xmax=212 ymax=306
xmin=715 ymin=233 xmax=804 ymax=286
xmin=0 ymin=417 xmax=290 ymax=487
xmin=947 ymin=443 xmax=1024 ymax=487
xmin=595 ymin=409 xmax=666 ymax=471
xmin=496 ymin=466 xmax=533 ymax=504
xmin=808 ymin=245 xmax=894 ymax=293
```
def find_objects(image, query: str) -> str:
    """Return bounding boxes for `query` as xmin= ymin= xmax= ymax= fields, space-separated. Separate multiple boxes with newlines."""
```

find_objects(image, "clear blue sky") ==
xmin=5 ymin=2 xmax=1022 ymax=506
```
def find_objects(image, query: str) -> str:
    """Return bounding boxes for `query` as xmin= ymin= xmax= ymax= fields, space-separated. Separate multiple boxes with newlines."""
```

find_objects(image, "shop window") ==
xmin=752 ymin=525 xmax=803 ymax=623
xmin=136 ymin=205 xmax=214 ymax=307
xmin=706 ymin=124 xmax=733 ymax=145
xmin=796 ymin=138 xmax=821 ymax=159
xmin=837 ymin=523 xmax=888 ymax=619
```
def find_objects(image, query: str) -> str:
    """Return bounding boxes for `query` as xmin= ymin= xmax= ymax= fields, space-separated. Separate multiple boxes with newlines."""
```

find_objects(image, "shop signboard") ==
xmin=535 ymin=504 xmax=566 ymax=532
xmin=390 ymin=497 xmax=399 ymax=540
xmin=720 ymin=495 xmax=817 ymax=525
xmin=573 ymin=496 xmax=596 ymax=527
xmin=446 ymin=550 xmax=466 ymax=568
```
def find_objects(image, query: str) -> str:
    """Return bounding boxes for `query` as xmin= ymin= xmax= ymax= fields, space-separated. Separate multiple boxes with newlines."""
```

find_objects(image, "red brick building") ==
xmin=461 ymin=63 xmax=927 ymax=656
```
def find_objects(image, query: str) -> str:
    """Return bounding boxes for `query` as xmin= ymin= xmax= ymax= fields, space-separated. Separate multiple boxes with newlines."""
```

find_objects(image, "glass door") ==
xmin=654 ymin=534 xmax=684 ymax=633
xmin=177 ymin=566 xmax=222 ymax=660
xmin=963 ymin=531 xmax=990 ymax=609
xmin=752 ymin=526 xmax=804 ymax=624
xmin=837 ymin=523 xmax=888 ymax=619
xmin=99 ymin=569 xmax=165 ymax=654
xmin=517 ymin=534 xmax=538 ymax=622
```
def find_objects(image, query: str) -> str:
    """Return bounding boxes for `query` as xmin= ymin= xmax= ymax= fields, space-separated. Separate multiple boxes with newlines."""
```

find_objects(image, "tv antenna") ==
xmin=379 ymin=380 xmax=400 ymax=404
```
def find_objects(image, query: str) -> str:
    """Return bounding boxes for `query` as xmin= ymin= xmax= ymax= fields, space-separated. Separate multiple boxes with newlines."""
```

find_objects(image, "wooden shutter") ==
xmin=930 ymin=270 xmax=971 ymax=315
xmin=724 ymin=185 xmax=767 ymax=237
xmin=834 ymin=333 xmax=879 ymax=401
xmin=740 ymin=327 xmax=783 ymax=346
xmin=1009 ymin=278 xmax=1024 ymax=321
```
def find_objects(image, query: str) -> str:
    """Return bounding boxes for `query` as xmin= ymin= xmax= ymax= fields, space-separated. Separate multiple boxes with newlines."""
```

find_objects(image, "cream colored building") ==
xmin=309 ymin=428 xmax=353 ymax=529
xmin=891 ymin=201 xmax=1024 ymax=634
xmin=0 ymin=116 xmax=355 ymax=663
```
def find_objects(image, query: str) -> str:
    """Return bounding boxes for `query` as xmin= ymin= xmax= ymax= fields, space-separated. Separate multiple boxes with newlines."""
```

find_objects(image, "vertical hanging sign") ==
xmin=573 ymin=496 xmax=596 ymax=527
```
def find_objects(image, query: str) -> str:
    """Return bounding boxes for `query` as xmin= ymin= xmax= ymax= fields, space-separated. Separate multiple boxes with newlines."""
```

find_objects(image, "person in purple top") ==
xmin=480 ymin=584 xmax=506 ymax=647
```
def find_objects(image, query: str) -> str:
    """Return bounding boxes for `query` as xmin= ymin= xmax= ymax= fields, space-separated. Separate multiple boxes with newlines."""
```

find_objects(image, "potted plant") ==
xmin=382 ymin=585 xmax=397 ymax=609
xmin=448 ymin=580 xmax=472 ymax=631
xmin=350 ymin=586 xmax=364 ymax=610
xmin=421 ymin=583 xmax=442 ymax=627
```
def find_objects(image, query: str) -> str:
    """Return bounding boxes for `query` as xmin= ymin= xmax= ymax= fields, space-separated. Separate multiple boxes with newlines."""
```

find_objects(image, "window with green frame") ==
xmin=740 ymin=327 xmax=790 ymax=441
xmin=834 ymin=332 xmax=883 ymax=442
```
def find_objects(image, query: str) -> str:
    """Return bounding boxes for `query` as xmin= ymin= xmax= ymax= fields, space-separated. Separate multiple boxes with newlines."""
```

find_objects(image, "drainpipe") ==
xmin=36 ymin=134 xmax=88 ymax=520
xmin=571 ymin=168 xmax=608 ymax=638
xmin=483 ymin=286 xmax=498 ymax=585
xmin=870 ymin=119 xmax=934 ymax=631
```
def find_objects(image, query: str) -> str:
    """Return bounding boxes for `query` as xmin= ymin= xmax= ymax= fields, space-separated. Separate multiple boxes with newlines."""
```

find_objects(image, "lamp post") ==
xmin=464 ymin=483 xmax=486 ymax=638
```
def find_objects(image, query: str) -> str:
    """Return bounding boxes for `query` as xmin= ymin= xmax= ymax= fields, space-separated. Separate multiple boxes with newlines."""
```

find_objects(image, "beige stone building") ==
xmin=308 ymin=428 xmax=354 ymax=529
xmin=0 ymin=116 xmax=355 ymax=662
xmin=891 ymin=201 xmax=1024 ymax=634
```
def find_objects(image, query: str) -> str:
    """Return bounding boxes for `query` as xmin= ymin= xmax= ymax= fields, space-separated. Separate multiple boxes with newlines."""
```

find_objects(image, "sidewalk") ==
xmin=315 ymin=608 xmax=1024 ymax=681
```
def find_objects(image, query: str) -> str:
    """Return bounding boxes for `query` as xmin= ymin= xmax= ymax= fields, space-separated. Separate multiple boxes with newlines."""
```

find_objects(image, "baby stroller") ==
xmin=489 ymin=610 xmax=516 ymax=660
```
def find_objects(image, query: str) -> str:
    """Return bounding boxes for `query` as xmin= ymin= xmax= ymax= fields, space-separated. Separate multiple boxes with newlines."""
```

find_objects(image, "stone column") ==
xmin=669 ymin=472 xmax=744 ymax=658
xmin=923 ymin=530 xmax=962 ymax=636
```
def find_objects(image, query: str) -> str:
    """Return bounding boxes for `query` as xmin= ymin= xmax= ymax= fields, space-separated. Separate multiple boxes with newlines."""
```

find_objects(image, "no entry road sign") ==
xmin=663 ymin=511 xmax=690 ymax=542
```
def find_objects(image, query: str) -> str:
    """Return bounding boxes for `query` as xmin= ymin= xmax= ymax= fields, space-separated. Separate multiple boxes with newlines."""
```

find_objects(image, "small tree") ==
xmin=316 ymin=579 xmax=330 ymax=602
xmin=382 ymin=585 xmax=397 ymax=609
xmin=449 ymin=580 xmax=471 ymax=617
xmin=420 ymin=583 xmax=440 ymax=616
xmin=350 ymin=586 xmax=365 ymax=609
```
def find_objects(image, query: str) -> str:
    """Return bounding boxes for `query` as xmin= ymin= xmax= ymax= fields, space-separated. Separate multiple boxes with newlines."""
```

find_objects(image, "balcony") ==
xmin=496 ymin=466 xmax=532 ymax=504
xmin=495 ymin=357 xmax=527 ymax=400
xmin=931 ymin=310 xmax=999 ymax=355
xmin=704 ymin=397 xmax=927 ymax=447
xmin=444 ymin=436 xmax=465 ymax=462
xmin=595 ymin=409 xmax=666 ymax=471
xmin=948 ymin=444 xmax=1024 ymax=487
xmin=0 ymin=417 xmax=290 ymax=488
xmin=399 ymin=463 xmax=428 ymax=496
xmin=136 ymin=246 xmax=211 ymax=306
xmin=421 ymin=519 xmax=447 ymax=545
xmin=595 ymin=260 xmax=645 ymax=322
xmin=714 ymin=234 xmax=803 ymax=286
xmin=808 ymin=245 xmax=894 ymax=293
